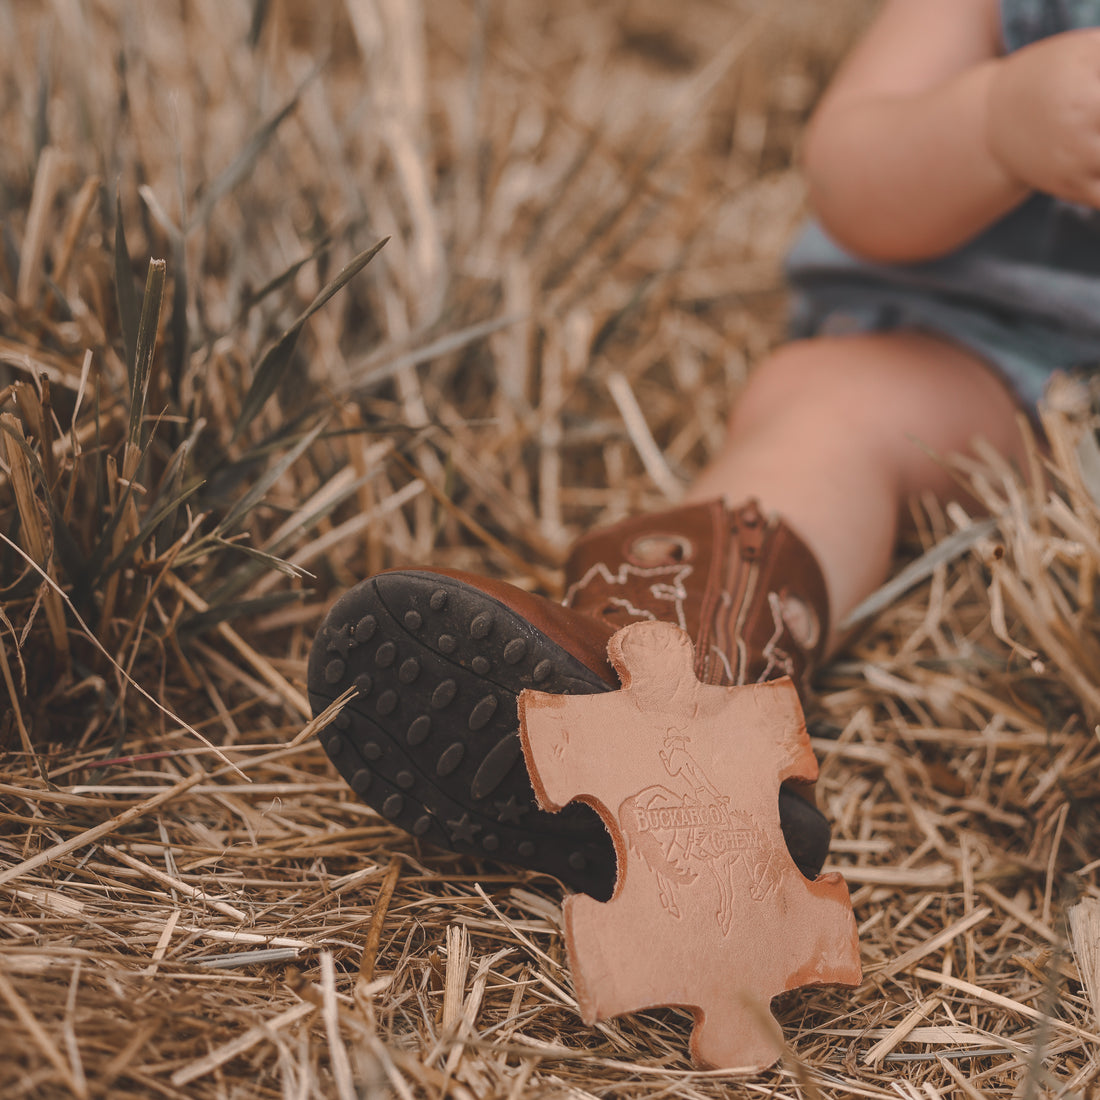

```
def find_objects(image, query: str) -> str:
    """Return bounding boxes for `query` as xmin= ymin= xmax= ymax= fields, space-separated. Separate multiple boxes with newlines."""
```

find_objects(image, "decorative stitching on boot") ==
xmin=760 ymin=590 xmax=796 ymax=682
xmin=706 ymin=643 xmax=736 ymax=684
xmin=563 ymin=561 xmax=695 ymax=632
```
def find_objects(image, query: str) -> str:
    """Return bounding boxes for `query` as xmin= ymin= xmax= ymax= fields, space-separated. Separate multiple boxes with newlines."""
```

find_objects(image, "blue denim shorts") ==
xmin=786 ymin=220 xmax=1100 ymax=409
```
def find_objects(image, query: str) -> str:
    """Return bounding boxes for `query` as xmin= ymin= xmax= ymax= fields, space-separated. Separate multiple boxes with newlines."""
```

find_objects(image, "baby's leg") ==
xmin=687 ymin=330 xmax=1029 ymax=648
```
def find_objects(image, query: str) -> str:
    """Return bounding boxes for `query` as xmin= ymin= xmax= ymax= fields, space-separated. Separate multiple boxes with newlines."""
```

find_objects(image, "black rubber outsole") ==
xmin=307 ymin=570 xmax=830 ymax=900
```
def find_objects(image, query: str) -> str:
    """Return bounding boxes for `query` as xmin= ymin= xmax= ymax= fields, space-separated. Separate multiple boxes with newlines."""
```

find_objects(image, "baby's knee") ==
xmin=732 ymin=337 xmax=863 ymax=425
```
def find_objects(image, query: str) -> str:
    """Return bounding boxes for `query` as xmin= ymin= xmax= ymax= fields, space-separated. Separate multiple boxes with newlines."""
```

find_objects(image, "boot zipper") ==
xmin=700 ymin=508 xmax=767 ymax=685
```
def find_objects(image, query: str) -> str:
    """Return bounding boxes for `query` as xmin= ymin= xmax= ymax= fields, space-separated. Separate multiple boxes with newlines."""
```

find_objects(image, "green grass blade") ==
xmin=214 ymin=420 xmax=325 ymax=537
xmin=205 ymin=464 xmax=378 ymax=606
xmin=178 ymin=590 xmax=304 ymax=637
xmin=82 ymin=470 xmax=142 ymax=583
xmin=838 ymin=518 xmax=999 ymax=632
xmin=100 ymin=480 xmax=205 ymax=580
xmin=188 ymin=78 xmax=312 ymax=232
xmin=248 ymin=0 xmax=271 ymax=47
xmin=244 ymin=236 xmax=332 ymax=314
xmin=207 ymin=538 xmax=309 ymax=577
xmin=233 ymin=237 xmax=388 ymax=438
xmin=168 ymin=233 xmax=188 ymax=402
xmin=114 ymin=193 xmax=140 ymax=379
xmin=347 ymin=313 xmax=518 ymax=395
xmin=153 ymin=427 xmax=202 ymax=556
xmin=127 ymin=259 xmax=166 ymax=449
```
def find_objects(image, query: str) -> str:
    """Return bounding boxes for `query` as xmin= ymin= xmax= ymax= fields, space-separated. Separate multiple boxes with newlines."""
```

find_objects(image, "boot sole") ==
xmin=307 ymin=570 xmax=829 ymax=900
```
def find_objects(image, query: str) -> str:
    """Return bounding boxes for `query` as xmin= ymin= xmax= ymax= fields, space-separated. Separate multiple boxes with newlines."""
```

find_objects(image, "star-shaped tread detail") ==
xmin=447 ymin=813 xmax=481 ymax=844
xmin=326 ymin=622 xmax=355 ymax=658
xmin=494 ymin=795 xmax=528 ymax=825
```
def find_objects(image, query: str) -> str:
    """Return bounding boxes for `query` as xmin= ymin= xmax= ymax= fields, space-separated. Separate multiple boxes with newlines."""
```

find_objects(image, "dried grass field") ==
xmin=3 ymin=0 xmax=1100 ymax=1096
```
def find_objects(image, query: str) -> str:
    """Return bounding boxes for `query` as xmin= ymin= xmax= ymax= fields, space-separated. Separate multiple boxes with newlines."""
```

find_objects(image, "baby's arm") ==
xmin=803 ymin=0 xmax=1100 ymax=262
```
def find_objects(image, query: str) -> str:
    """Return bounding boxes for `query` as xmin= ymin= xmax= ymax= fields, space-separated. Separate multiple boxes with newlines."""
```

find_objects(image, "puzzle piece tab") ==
xmin=518 ymin=620 xmax=861 ymax=1072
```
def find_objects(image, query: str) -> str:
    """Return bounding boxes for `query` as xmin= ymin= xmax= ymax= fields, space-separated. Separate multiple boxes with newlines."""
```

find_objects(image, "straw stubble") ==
xmin=1 ymin=0 xmax=1097 ymax=1096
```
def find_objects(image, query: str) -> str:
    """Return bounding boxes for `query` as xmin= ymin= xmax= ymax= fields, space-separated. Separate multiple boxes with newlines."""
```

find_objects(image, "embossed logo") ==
xmin=619 ymin=729 xmax=781 ymax=935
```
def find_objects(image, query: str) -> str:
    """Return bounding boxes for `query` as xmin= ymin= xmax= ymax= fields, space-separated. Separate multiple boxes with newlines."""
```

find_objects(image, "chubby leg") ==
xmin=686 ymin=330 xmax=1029 ymax=646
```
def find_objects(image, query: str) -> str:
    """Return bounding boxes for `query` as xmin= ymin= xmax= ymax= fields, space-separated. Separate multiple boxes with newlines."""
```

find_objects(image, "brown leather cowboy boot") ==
xmin=563 ymin=498 xmax=828 ymax=690
xmin=307 ymin=498 xmax=831 ymax=901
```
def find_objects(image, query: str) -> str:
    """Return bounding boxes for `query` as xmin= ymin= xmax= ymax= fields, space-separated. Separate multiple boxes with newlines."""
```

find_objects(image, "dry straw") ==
xmin=1 ymin=0 xmax=1098 ymax=1096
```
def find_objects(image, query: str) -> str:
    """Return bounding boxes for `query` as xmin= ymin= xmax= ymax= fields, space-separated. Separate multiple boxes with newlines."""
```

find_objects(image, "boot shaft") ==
xmin=562 ymin=499 xmax=829 ymax=689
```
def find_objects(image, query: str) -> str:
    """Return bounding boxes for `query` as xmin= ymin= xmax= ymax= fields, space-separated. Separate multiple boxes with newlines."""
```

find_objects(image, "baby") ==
xmin=307 ymin=0 xmax=1100 ymax=900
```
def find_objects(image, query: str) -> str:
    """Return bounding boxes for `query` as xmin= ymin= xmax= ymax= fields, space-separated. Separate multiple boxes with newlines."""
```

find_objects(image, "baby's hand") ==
xmin=988 ymin=29 xmax=1100 ymax=207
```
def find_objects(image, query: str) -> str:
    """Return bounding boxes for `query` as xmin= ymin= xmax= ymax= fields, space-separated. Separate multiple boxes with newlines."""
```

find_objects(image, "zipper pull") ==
xmin=731 ymin=500 xmax=767 ymax=561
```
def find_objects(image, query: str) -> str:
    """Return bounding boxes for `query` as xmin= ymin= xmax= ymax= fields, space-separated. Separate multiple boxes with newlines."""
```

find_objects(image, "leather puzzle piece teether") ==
xmin=518 ymin=620 xmax=861 ymax=1072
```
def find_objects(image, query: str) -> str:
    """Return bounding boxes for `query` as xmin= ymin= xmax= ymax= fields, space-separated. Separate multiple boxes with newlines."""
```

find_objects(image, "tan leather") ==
xmin=562 ymin=499 xmax=829 ymax=691
xmin=519 ymin=620 xmax=860 ymax=1070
